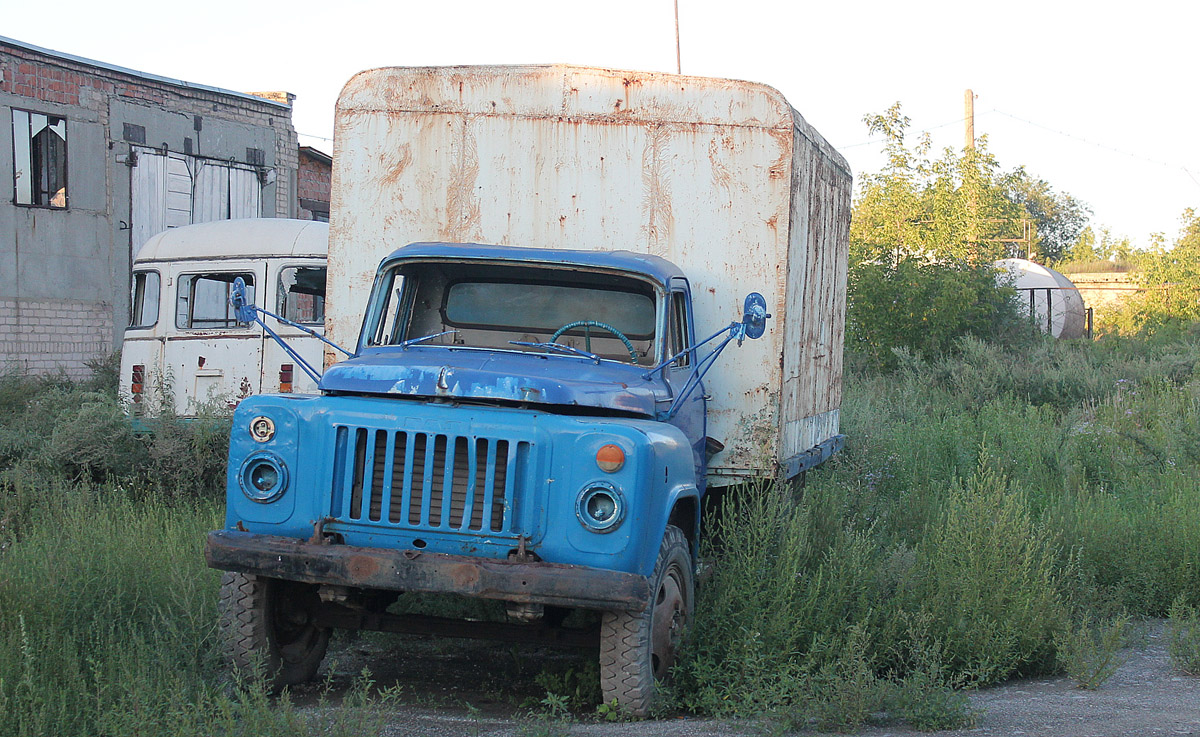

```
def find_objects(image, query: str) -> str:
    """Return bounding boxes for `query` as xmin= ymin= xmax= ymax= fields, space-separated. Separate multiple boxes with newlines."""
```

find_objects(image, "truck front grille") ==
xmin=331 ymin=426 xmax=528 ymax=536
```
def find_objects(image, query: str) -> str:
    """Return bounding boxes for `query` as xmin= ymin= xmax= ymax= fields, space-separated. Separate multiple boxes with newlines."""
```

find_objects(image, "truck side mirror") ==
xmin=733 ymin=292 xmax=770 ymax=346
xmin=650 ymin=291 xmax=771 ymax=420
xmin=230 ymin=276 xmax=257 ymax=324
xmin=740 ymin=292 xmax=770 ymax=342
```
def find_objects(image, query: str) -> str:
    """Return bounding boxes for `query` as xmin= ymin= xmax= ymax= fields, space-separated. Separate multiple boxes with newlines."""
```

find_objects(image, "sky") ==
xmin=6 ymin=0 xmax=1198 ymax=248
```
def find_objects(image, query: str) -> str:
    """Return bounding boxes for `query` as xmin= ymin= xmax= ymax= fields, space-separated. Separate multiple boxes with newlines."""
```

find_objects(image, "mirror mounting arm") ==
xmin=230 ymin=277 xmax=354 ymax=385
xmin=645 ymin=292 xmax=771 ymax=420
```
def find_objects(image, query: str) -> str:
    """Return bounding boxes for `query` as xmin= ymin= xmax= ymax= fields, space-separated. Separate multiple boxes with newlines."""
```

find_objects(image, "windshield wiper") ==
xmin=399 ymin=329 xmax=457 ymax=349
xmin=509 ymin=340 xmax=601 ymax=363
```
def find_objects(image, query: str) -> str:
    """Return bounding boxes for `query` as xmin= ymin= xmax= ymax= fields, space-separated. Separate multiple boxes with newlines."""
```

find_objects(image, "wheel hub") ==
xmin=650 ymin=566 xmax=687 ymax=678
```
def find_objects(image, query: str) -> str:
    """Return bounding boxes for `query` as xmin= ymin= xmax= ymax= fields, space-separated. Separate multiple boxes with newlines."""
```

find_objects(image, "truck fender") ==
xmin=664 ymin=484 xmax=701 ymax=555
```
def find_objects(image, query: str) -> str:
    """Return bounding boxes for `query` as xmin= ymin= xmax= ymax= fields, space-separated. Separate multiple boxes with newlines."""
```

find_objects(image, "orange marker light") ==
xmin=596 ymin=444 xmax=625 ymax=473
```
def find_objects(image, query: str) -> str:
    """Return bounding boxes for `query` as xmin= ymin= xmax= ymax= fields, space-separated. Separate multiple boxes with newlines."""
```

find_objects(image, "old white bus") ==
xmin=120 ymin=218 xmax=328 ymax=416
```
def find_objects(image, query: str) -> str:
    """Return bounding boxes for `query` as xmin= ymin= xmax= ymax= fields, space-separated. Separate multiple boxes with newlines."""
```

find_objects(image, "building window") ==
xmin=12 ymin=109 xmax=68 ymax=208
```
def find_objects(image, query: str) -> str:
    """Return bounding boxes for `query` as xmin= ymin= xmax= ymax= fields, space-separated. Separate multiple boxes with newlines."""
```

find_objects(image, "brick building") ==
xmin=298 ymin=146 xmax=332 ymax=222
xmin=0 ymin=35 xmax=299 ymax=377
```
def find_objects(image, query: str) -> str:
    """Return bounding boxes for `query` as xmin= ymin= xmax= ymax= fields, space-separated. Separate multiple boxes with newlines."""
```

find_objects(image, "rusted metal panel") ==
xmin=205 ymin=529 xmax=650 ymax=612
xmin=328 ymin=65 xmax=851 ymax=484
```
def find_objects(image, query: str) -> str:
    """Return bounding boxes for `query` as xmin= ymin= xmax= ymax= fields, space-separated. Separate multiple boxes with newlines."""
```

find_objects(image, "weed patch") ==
xmin=1167 ymin=598 xmax=1200 ymax=675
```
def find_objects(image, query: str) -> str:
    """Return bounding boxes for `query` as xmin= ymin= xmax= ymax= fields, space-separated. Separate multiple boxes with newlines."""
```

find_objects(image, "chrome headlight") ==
xmin=239 ymin=452 xmax=288 ymax=503
xmin=576 ymin=482 xmax=624 ymax=533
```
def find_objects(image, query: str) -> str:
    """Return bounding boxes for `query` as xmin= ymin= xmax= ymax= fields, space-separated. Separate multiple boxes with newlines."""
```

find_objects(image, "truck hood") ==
xmin=319 ymin=348 xmax=662 ymax=416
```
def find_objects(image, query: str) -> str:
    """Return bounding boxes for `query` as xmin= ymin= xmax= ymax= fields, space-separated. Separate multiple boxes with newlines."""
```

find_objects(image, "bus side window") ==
xmin=278 ymin=266 xmax=327 ymax=324
xmin=177 ymin=273 xmax=255 ymax=330
xmin=130 ymin=271 xmax=160 ymax=328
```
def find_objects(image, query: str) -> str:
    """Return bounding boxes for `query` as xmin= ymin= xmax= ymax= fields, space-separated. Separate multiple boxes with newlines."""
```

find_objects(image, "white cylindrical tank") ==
xmin=995 ymin=258 xmax=1087 ymax=339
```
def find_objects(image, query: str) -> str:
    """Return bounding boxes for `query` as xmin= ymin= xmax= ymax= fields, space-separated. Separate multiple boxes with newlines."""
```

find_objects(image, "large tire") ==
xmin=599 ymin=525 xmax=694 ymax=717
xmin=218 ymin=571 xmax=330 ymax=689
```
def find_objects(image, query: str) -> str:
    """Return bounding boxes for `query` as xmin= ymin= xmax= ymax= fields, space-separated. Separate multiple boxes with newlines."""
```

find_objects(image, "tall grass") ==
xmin=0 ymin=366 xmax=401 ymax=736
xmin=679 ymin=335 xmax=1200 ymax=724
xmin=3 ymin=335 xmax=1199 ymax=731
xmin=0 ymin=484 xmax=220 ymax=735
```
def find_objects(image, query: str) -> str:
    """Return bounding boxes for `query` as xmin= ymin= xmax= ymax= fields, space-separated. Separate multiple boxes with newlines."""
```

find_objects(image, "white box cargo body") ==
xmin=328 ymin=65 xmax=851 ymax=485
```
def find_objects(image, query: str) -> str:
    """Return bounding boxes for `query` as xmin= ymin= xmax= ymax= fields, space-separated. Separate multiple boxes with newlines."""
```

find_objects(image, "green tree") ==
xmin=1062 ymin=227 xmax=1139 ymax=270
xmin=852 ymin=103 xmax=1026 ymax=265
xmin=1118 ymin=209 xmax=1200 ymax=334
xmin=1001 ymin=167 xmax=1092 ymax=263
xmin=848 ymin=104 xmax=1027 ymax=369
xmin=850 ymin=103 xmax=930 ymax=264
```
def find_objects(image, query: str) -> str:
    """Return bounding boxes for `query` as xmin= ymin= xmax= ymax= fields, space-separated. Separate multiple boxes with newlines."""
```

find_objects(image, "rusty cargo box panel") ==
xmin=328 ymin=65 xmax=851 ymax=484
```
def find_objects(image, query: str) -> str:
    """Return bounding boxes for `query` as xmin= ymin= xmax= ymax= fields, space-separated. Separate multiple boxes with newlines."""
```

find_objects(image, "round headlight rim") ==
xmin=238 ymin=451 xmax=288 ymax=503
xmin=576 ymin=482 xmax=625 ymax=533
xmin=249 ymin=415 xmax=276 ymax=443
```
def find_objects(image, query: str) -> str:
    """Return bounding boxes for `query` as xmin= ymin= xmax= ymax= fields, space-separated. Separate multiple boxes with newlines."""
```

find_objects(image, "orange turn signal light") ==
xmin=596 ymin=444 xmax=625 ymax=473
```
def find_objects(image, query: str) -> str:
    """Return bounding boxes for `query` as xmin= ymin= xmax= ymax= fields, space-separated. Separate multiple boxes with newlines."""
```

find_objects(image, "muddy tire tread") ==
xmin=218 ymin=571 xmax=270 ymax=675
xmin=599 ymin=525 xmax=691 ymax=717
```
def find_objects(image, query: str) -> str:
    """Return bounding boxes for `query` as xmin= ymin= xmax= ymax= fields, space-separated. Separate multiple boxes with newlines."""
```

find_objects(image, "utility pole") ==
xmin=965 ymin=89 xmax=978 ymax=257
xmin=964 ymin=88 xmax=975 ymax=151
xmin=674 ymin=0 xmax=682 ymax=74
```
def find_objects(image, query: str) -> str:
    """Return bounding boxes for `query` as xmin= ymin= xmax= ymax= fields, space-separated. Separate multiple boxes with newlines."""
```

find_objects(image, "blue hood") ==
xmin=319 ymin=347 xmax=663 ymax=416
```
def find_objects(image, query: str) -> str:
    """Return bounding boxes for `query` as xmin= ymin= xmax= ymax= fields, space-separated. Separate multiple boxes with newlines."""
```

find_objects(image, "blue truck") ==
xmin=205 ymin=65 xmax=851 ymax=716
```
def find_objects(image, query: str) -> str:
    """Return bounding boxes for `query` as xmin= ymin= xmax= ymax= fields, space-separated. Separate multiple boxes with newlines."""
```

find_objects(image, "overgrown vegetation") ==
xmin=846 ymin=103 xmax=1048 ymax=369
xmin=1106 ymin=209 xmax=1200 ymax=339
xmin=676 ymin=335 xmax=1200 ymax=730
xmin=2 ymin=331 xmax=1198 ymax=734
xmin=1167 ymin=597 xmax=1200 ymax=676
xmin=0 ymin=354 xmax=228 ymax=498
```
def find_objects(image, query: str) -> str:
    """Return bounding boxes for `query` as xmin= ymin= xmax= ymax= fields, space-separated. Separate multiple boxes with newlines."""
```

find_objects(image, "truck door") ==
xmin=663 ymin=278 xmax=707 ymax=483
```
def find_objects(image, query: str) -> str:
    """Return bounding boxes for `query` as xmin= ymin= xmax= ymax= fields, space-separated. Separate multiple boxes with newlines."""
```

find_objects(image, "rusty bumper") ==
xmin=205 ymin=530 xmax=649 ymax=612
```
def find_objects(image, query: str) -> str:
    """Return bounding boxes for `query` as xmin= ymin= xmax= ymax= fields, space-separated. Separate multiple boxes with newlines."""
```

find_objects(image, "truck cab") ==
xmin=208 ymin=243 xmax=729 ymax=715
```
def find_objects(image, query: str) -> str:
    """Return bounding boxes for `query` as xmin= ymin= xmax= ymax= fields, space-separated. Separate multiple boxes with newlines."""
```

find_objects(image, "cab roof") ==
xmin=134 ymin=219 xmax=328 ymax=264
xmin=381 ymin=242 xmax=686 ymax=287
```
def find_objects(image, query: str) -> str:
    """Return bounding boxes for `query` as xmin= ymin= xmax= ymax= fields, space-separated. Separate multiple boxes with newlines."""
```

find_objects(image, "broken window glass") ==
xmin=130 ymin=271 xmax=161 ymax=328
xmin=277 ymin=266 xmax=327 ymax=324
xmin=12 ymin=109 xmax=68 ymax=208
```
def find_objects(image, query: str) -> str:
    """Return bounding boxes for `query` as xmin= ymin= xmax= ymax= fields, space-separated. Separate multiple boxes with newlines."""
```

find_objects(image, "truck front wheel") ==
xmin=599 ymin=525 xmax=693 ymax=717
xmin=218 ymin=571 xmax=330 ymax=689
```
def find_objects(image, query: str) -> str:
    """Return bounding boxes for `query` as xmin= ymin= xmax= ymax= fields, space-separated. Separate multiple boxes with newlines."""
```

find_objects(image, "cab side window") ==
xmin=177 ymin=273 xmax=255 ymax=329
xmin=667 ymin=292 xmax=691 ymax=367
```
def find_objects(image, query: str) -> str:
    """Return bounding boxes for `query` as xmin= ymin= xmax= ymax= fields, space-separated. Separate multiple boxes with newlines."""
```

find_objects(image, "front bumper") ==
xmin=205 ymin=530 xmax=649 ymax=612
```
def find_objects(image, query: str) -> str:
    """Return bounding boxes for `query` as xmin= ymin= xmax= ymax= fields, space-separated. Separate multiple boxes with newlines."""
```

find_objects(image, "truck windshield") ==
xmin=368 ymin=261 xmax=658 ymax=364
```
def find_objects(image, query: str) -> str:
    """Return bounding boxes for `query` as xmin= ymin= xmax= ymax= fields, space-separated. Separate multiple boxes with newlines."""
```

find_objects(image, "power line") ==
xmin=992 ymin=109 xmax=1199 ymax=189
xmin=839 ymin=108 xmax=1200 ymax=194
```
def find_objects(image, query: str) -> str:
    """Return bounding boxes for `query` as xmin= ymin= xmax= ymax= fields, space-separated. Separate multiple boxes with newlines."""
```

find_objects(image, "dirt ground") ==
xmin=302 ymin=620 xmax=1200 ymax=737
